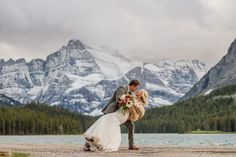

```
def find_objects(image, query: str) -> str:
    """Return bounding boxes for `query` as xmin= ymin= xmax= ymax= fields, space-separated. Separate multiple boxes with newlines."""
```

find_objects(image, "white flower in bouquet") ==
xmin=118 ymin=93 xmax=136 ymax=114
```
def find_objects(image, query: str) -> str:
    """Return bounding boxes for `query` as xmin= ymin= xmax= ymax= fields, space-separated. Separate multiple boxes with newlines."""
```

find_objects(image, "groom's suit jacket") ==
xmin=102 ymin=85 xmax=129 ymax=114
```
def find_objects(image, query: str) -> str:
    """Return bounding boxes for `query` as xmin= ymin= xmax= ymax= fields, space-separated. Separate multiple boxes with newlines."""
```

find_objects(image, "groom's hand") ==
xmin=118 ymin=99 xmax=126 ymax=104
xmin=118 ymin=101 xmax=124 ymax=107
xmin=118 ymin=101 xmax=122 ymax=107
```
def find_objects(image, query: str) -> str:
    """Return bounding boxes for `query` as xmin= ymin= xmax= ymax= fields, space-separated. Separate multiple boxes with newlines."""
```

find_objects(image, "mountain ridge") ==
xmin=0 ymin=39 xmax=208 ymax=115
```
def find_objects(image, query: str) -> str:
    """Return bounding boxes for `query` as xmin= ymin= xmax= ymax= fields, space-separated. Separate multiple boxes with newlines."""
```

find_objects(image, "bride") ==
xmin=83 ymin=89 xmax=148 ymax=152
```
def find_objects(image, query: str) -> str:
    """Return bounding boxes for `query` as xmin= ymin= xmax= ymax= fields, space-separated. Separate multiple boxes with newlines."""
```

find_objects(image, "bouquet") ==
xmin=118 ymin=93 xmax=136 ymax=114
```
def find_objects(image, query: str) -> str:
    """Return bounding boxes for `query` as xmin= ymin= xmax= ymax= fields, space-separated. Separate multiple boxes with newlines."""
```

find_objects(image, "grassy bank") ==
xmin=0 ymin=151 xmax=29 ymax=157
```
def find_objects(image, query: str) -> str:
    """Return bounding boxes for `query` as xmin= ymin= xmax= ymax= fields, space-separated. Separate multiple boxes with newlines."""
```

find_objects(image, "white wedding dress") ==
xmin=84 ymin=108 xmax=129 ymax=152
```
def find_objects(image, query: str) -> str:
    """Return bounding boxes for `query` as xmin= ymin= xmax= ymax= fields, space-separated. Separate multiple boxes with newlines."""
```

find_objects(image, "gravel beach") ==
xmin=1 ymin=144 xmax=236 ymax=157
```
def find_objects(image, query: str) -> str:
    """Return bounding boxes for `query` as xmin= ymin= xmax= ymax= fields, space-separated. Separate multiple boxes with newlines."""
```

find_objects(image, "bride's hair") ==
xmin=139 ymin=89 xmax=148 ymax=106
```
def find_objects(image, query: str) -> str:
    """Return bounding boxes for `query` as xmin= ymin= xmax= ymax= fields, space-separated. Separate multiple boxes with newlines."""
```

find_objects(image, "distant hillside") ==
xmin=0 ymin=102 xmax=96 ymax=135
xmin=2 ymin=84 xmax=236 ymax=135
xmin=135 ymin=84 xmax=236 ymax=133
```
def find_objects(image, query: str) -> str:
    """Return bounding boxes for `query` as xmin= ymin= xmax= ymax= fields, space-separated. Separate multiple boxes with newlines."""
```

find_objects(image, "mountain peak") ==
xmin=192 ymin=59 xmax=205 ymax=65
xmin=0 ymin=59 xmax=5 ymax=64
xmin=191 ymin=59 xmax=206 ymax=69
xmin=15 ymin=58 xmax=27 ymax=64
xmin=6 ymin=58 xmax=15 ymax=65
xmin=67 ymin=39 xmax=85 ymax=49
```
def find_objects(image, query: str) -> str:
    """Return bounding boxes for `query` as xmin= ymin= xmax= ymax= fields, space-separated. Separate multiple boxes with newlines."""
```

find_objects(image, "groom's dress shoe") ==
xmin=83 ymin=141 xmax=91 ymax=151
xmin=83 ymin=145 xmax=91 ymax=151
xmin=128 ymin=145 xmax=139 ymax=150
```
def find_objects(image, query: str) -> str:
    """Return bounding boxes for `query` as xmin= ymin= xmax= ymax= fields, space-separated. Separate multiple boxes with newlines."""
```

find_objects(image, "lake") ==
xmin=0 ymin=134 xmax=236 ymax=146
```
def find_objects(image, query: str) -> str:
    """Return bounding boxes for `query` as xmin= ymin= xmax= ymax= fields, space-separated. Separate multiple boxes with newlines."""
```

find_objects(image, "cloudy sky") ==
xmin=0 ymin=0 xmax=236 ymax=67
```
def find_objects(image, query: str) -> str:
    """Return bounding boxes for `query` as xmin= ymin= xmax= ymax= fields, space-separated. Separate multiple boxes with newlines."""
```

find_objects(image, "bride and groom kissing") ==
xmin=83 ymin=80 xmax=148 ymax=152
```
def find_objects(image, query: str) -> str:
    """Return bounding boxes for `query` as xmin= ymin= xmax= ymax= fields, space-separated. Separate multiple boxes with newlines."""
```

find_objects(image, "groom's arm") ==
xmin=115 ymin=87 xmax=125 ymax=105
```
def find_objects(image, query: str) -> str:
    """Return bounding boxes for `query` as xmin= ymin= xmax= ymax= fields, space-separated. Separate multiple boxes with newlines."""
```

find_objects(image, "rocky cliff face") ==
xmin=0 ymin=39 xmax=208 ymax=115
xmin=0 ymin=94 xmax=21 ymax=107
xmin=181 ymin=38 xmax=236 ymax=100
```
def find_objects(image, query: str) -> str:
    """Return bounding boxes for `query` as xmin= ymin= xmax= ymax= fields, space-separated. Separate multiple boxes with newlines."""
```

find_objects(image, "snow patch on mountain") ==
xmin=87 ymin=47 xmax=135 ymax=80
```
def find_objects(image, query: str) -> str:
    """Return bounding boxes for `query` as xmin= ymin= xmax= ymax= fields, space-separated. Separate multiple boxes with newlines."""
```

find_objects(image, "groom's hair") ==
xmin=129 ymin=80 xmax=140 ymax=86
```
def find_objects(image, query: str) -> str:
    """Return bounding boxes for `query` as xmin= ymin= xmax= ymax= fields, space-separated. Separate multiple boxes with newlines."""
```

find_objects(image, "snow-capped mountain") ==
xmin=181 ymin=38 xmax=236 ymax=100
xmin=0 ymin=39 xmax=208 ymax=115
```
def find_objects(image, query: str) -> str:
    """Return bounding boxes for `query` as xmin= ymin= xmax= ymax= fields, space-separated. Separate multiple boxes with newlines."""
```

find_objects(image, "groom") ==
xmin=83 ymin=79 xmax=140 ymax=151
xmin=102 ymin=79 xmax=140 ymax=150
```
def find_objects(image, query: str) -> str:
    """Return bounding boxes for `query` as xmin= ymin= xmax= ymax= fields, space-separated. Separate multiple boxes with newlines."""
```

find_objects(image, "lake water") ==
xmin=0 ymin=134 xmax=236 ymax=146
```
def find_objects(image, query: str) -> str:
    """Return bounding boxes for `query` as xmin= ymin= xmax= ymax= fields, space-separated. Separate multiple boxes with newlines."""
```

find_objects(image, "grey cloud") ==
xmin=0 ymin=0 xmax=235 ymax=67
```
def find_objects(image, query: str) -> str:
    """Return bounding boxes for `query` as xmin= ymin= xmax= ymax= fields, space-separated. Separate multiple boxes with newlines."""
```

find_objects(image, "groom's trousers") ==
xmin=124 ymin=120 xmax=134 ymax=147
